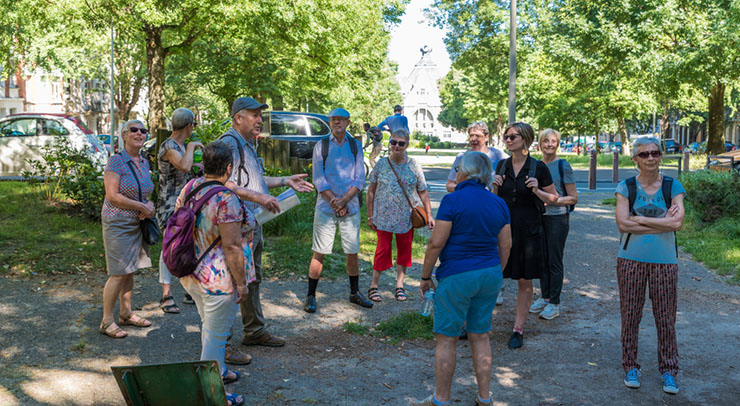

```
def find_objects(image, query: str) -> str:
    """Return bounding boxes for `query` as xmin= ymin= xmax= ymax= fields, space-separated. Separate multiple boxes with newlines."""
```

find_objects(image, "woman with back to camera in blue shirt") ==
xmin=413 ymin=151 xmax=512 ymax=406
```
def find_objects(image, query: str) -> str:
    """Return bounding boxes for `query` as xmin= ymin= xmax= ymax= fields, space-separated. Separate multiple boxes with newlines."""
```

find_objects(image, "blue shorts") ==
xmin=433 ymin=266 xmax=503 ymax=337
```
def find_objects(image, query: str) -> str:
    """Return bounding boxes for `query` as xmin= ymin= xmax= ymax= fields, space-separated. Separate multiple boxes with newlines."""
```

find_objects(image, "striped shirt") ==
xmin=219 ymin=128 xmax=269 ymax=211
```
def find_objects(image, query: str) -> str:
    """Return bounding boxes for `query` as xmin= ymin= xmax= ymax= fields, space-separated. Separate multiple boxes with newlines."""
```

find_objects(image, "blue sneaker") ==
xmin=662 ymin=372 xmax=679 ymax=394
xmin=624 ymin=368 xmax=641 ymax=388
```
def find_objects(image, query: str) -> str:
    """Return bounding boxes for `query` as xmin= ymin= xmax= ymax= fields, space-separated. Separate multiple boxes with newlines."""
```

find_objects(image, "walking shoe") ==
xmin=529 ymin=298 xmax=547 ymax=313
xmin=508 ymin=332 xmax=523 ymax=349
xmin=496 ymin=288 xmax=504 ymax=305
xmin=661 ymin=372 xmax=679 ymax=394
xmin=182 ymin=293 xmax=195 ymax=304
xmin=624 ymin=368 xmax=641 ymax=388
xmin=224 ymin=344 xmax=252 ymax=365
xmin=539 ymin=303 xmax=560 ymax=320
xmin=475 ymin=391 xmax=493 ymax=405
xmin=349 ymin=292 xmax=373 ymax=309
xmin=241 ymin=332 xmax=286 ymax=347
xmin=411 ymin=394 xmax=451 ymax=406
xmin=304 ymin=295 xmax=317 ymax=313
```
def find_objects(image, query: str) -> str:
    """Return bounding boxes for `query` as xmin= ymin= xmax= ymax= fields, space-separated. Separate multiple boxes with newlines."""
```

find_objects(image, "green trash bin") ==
xmin=111 ymin=360 xmax=227 ymax=406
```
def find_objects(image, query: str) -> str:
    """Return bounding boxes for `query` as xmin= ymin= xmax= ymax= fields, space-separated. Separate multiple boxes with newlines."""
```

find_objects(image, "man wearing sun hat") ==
xmin=219 ymin=97 xmax=314 ymax=357
xmin=303 ymin=107 xmax=373 ymax=313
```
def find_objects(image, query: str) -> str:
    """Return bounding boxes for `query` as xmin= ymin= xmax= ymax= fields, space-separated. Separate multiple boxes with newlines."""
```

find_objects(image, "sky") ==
xmin=387 ymin=0 xmax=451 ymax=83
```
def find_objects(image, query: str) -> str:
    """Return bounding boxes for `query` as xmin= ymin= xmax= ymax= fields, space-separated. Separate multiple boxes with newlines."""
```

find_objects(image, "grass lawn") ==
xmin=0 ymin=181 xmax=108 ymax=276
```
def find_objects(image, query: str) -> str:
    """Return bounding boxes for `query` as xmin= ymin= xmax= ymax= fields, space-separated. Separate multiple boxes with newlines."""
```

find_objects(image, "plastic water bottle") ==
xmin=419 ymin=290 xmax=435 ymax=317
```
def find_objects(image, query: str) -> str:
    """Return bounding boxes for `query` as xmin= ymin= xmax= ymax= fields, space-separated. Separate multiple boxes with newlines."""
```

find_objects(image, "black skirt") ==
xmin=503 ymin=206 xmax=547 ymax=280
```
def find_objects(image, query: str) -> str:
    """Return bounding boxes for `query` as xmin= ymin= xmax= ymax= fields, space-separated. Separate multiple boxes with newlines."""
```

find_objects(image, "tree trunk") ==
xmin=145 ymin=26 xmax=168 ymax=133
xmin=707 ymin=82 xmax=725 ymax=155
xmin=617 ymin=114 xmax=627 ymax=152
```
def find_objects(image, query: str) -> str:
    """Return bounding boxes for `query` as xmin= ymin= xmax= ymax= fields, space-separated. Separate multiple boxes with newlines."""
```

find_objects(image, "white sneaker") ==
xmin=529 ymin=298 xmax=547 ymax=313
xmin=496 ymin=288 xmax=504 ymax=305
xmin=539 ymin=303 xmax=560 ymax=320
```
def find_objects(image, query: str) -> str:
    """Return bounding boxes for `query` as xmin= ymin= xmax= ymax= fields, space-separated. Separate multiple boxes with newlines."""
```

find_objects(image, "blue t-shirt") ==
xmin=435 ymin=180 xmax=511 ymax=280
xmin=615 ymin=178 xmax=686 ymax=264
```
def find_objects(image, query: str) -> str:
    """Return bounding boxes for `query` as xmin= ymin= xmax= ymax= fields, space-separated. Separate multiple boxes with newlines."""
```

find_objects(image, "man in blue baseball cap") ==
xmin=303 ymin=107 xmax=373 ymax=313
xmin=219 ymin=97 xmax=314 ymax=358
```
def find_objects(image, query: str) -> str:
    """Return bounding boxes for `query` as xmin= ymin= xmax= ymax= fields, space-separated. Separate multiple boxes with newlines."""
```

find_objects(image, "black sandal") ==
xmin=395 ymin=287 xmax=407 ymax=301
xmin=159 ymin=295 xmax=181 ymax=314
xmin=368 ymin=287 xmax=382 ymax=302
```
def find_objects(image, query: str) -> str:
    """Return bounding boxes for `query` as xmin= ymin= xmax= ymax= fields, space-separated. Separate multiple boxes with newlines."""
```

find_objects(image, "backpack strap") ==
xmin=220 ymin=134 xmax=248 ymax=186
xmin=322 ymin=134 xmax=359 ymax=170
xmin=494 ymin=158 xmax=511 ymax=196
xmin=527 ymin=155 xmax=537 ymax=179
xmin=622 ymin=176 xmax=638 ymax=251
xmin=662 ymin=176 xmax=678 ymax=257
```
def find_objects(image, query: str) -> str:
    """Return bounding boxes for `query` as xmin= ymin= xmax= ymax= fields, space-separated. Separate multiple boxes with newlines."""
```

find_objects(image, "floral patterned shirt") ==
xmin=101 ymin=150 xmax=153 ymax=219
xmin=177 ymin=178 xmax=257 ymax=296
xmin=369 ymin=156 xmax=427 ymax=234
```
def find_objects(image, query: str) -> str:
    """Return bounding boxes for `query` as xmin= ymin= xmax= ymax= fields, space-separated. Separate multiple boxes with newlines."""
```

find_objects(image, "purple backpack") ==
xmin=163 ymin=180 xmax=230 ymax=278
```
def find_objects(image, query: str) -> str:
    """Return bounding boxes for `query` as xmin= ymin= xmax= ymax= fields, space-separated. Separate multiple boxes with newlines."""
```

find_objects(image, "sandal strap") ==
xmin=395 ymin=287 xmax=406 ymax=293
xmin=159 ymin=295 xmax=175 ymax=304
xmin=368 ymin=287 xmax=379 ymax=293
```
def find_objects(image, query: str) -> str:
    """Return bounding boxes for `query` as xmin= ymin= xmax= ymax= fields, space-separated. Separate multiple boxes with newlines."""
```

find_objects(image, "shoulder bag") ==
xmin=126 ymin=160 xmax=160 ymax=245
xmin=387 ymin=157 xmax=428 ymax=229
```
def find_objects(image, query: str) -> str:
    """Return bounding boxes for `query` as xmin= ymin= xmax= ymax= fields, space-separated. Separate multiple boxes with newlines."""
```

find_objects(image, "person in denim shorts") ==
xmin=413 ymin=151 xmax=512 ymax=406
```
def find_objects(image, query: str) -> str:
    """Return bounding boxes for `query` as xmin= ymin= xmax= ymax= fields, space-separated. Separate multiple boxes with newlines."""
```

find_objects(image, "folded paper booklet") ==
xmin=253 ymin=188 xmax=301 ymax=225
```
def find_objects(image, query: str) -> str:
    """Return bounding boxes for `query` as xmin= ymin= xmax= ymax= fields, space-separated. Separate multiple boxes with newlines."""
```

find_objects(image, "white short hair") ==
xmin=459 ymin=151 xmax=492 ymax=184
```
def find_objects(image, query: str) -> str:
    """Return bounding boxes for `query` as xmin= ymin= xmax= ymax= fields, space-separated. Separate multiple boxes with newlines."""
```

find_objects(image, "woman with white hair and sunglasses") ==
xmin=413 ymin=151 xmax=511 ymax=406
xmin=366 ymin=129 xmax=434 ymax=302
xmin=615 ymin=137 xmax=685 ymax=394
xmin=99 ymin=120 xmax=154 ymax=339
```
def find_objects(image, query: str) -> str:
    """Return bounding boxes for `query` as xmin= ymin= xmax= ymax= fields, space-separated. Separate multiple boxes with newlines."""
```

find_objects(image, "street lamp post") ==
xmin=508 ymin=0 xmax=517 ymax=125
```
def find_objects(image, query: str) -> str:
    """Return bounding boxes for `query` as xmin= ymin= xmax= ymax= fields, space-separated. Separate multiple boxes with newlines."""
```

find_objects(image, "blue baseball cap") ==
xmin=231 ymin=97 xmax=269 ymax=116
xmin=327 ymin=108 xmax=350 ymax=118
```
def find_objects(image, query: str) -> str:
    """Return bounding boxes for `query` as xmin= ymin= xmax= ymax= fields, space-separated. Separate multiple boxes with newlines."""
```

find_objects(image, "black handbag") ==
xmin=126 ymin=160 xmax=160 ymax=245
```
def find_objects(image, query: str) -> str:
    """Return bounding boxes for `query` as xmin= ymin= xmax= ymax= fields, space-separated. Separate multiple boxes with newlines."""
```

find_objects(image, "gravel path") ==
xmin=1 ymin=193 xmax=739 ymax=405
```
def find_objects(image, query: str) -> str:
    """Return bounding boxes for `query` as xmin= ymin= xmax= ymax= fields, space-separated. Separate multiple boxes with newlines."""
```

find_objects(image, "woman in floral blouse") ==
xmin=366 ymin=129 xmax=434 ymax=301
xmin=176 ymin=141 xmax=256 ymax=406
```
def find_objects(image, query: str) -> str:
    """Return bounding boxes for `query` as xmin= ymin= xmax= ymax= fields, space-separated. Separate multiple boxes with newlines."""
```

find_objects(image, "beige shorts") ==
xmin=312 ymin=209 xmax=361 ymax=255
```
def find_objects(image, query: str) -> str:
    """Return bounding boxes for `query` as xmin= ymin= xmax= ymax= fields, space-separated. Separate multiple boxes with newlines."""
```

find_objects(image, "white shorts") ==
xmin=312 ymin=209 xmax=361 ymax=255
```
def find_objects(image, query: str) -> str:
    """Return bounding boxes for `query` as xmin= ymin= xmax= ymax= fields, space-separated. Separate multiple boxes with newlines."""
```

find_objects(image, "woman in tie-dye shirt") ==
xmin=176 ymin=141 xmax=256 ymax=406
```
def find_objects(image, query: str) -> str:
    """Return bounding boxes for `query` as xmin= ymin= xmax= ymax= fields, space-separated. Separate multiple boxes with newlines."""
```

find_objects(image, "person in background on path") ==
xmin=529 ymin=129 xmax=578 ymax=320
xmin=446 ymin=121 xmax=508 ymax=310
xmin=219 ymin=97 xmax=314 ymax=360
xmin=304 ymin=108 xmax=373 ymax=313
xmin=413 ymin=151 xmax=511 ymax=406
xmin=366 ymin=129 xmax=434 ymax=303
xmin=177 ymin=141 xmax=256 ymax=406
xmin=615 ymin=137 xmax=685 ymax=394
xmin=492 ymin=122 xmax=558 ymax=349
xmin=99 ymin=120 xmax=154 ymax=339
xmin=425 ymin=143 xmax=430 ymax=154
xmin=156 ymin=108 xmax=204 ymax=314
xmin=377 ymin=104 xmax=410 ymax=135
xmin=362 ymin=122 xmax=384 ymax=168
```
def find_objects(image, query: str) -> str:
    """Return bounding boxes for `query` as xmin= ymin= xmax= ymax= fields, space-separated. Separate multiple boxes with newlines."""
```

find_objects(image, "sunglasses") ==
xmin=389 ymin=140 xmax=407 ymax=147
xmin=191 ymin=121 xmax=198 ymax=128
xmin=503 ymin=134 xmax=520 ymax=141
xmin=128 ymin=127 xmax=149 ymax=135
xmin=636 ymin=150 xmax=662 ymax=159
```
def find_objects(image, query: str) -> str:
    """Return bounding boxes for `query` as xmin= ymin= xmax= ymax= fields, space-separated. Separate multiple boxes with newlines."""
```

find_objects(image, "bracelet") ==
xmin=421 ymin=276 xmax=432 ymax=281
xmin=280 ymin=177 xmax=286 ymax=186
xmin=367 ymin=216 xmax=373 ymax=220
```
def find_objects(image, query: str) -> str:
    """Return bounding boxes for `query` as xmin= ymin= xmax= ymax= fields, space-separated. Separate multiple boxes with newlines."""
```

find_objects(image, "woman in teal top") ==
xmin=615 ymin=137 xmax=685 ymax=395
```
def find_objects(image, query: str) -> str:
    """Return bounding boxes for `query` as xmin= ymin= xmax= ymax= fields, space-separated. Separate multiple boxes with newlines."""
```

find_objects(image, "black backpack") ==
xmin=622 ymin=176 xmax=677 ymax=256
xmin=495 ymin=155 xmax=545 ymax=214
xmin=557 ymin=159 xmax=575 ymax=213
xmin=321 ymin=135 xmax=363 ymax=206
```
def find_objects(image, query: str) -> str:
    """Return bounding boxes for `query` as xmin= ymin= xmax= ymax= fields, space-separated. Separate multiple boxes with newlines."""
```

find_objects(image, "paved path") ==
xmin=1 ymin=166 xmax=738 ymax=405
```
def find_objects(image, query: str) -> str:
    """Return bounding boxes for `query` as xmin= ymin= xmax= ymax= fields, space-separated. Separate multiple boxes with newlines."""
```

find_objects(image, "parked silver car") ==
xmin=0 ymin=113 xmax=107 ymax=177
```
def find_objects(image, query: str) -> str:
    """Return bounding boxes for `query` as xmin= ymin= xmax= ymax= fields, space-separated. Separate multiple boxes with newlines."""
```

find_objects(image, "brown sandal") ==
xmin=118 ymin=313 xmax=152 ymax=328
xmin=99 ymin=320 xmax=128 ymax=339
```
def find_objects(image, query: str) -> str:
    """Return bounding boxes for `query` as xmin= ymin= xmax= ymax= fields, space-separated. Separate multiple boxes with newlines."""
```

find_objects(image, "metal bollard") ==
xmin=589 ymin=149 xmax=597 ymax=190
xmin=612 ymin=151 xmax=619 ymax=183
xmin=683 ymin=151 xmax=690 ymax=174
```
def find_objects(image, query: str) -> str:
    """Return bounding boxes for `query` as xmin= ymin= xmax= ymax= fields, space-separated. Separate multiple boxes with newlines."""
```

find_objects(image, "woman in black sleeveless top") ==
xmin=492 ymin=122 xmax=558 ymax=349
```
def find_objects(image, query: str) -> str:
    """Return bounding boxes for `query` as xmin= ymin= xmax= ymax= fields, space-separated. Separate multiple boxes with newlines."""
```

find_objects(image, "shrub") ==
xmin=23 ymin=137 xmax=105 ymax=219
xmin=680 ymin=170 xmax=740 ymax=222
